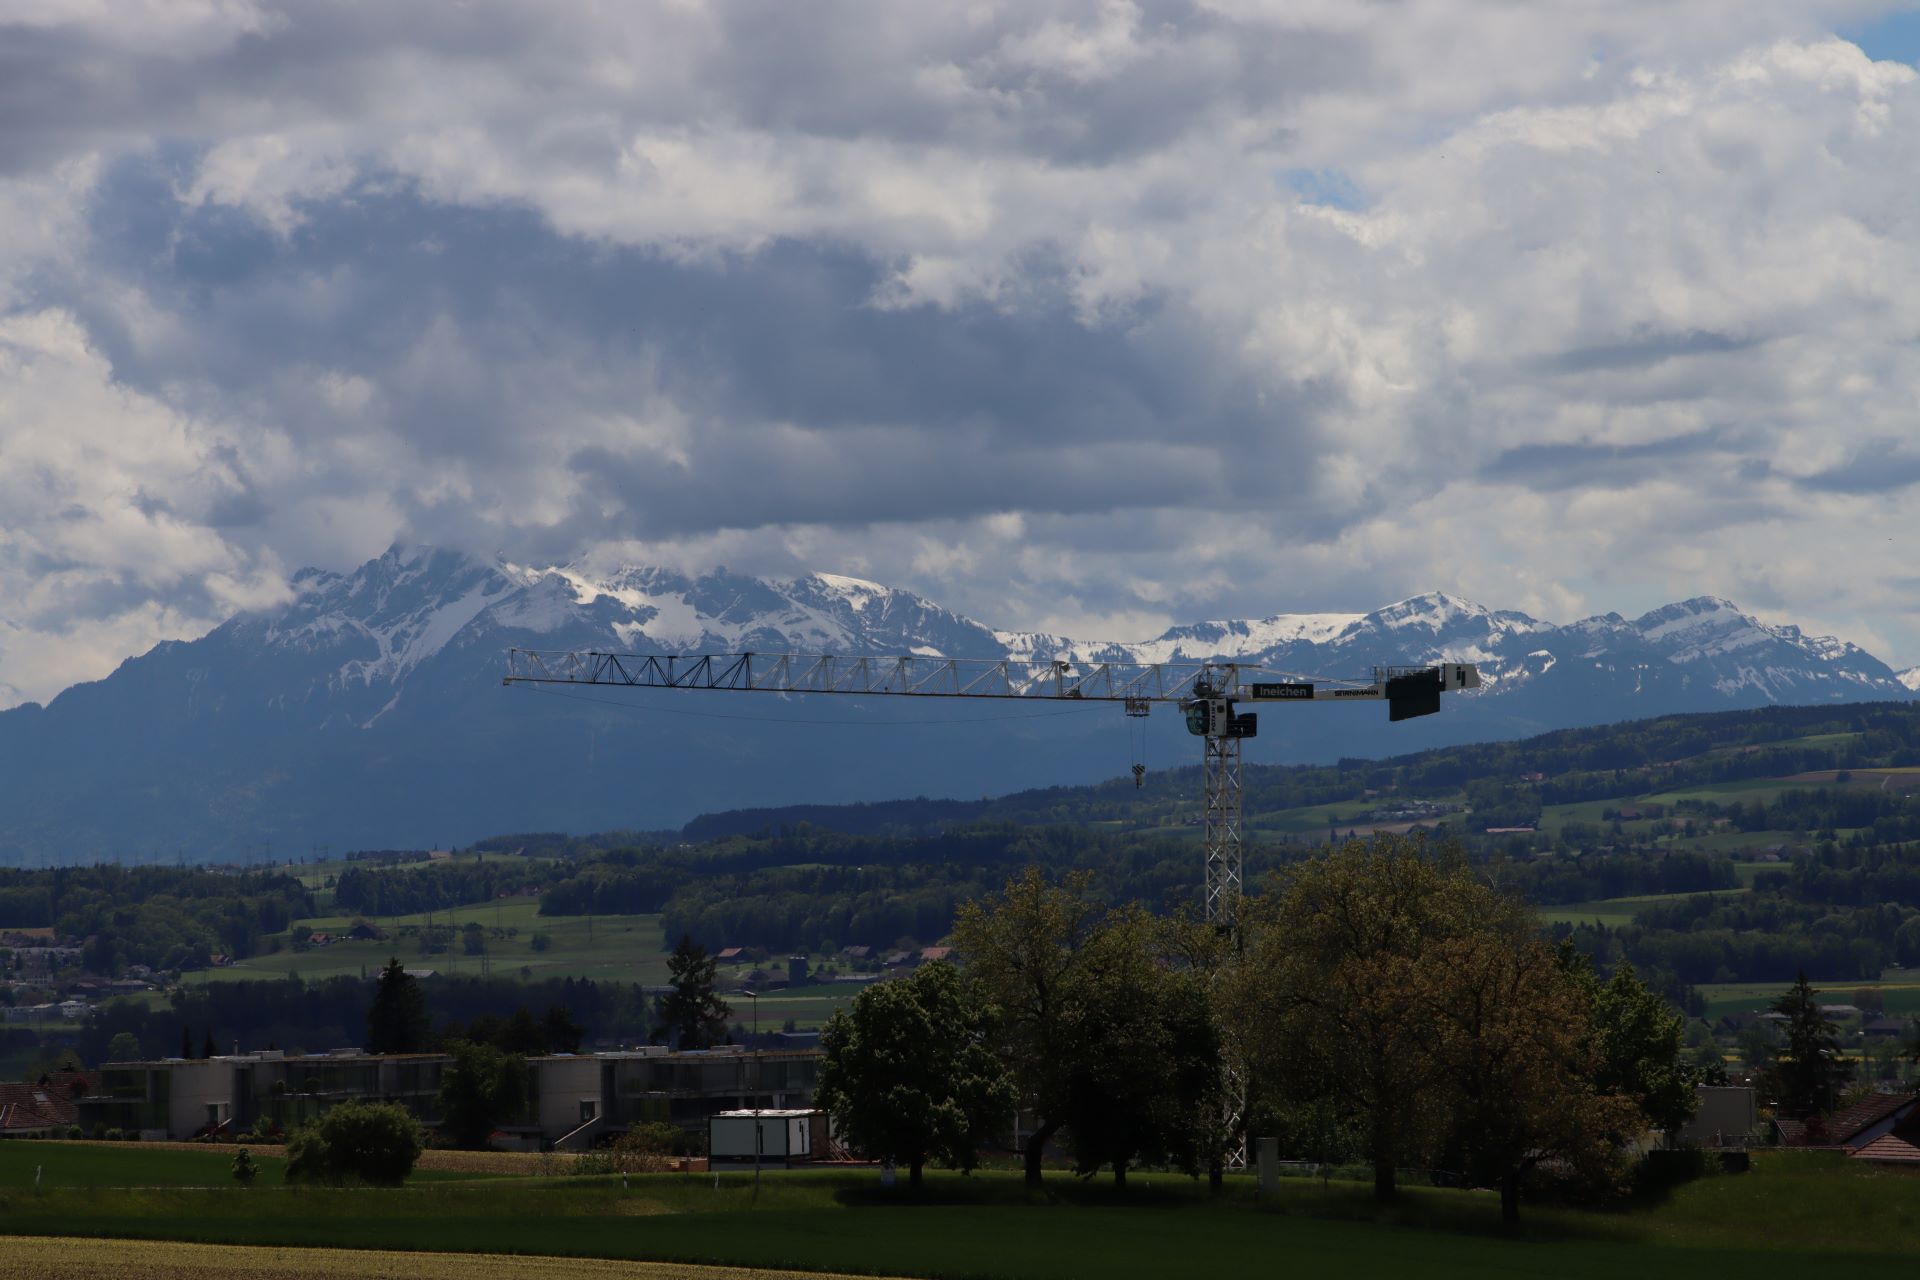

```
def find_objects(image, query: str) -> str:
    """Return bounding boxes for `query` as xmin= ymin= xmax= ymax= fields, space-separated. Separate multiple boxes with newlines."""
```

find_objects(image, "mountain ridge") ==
xmin=0 ymin=544 xmax=1911 ymax=862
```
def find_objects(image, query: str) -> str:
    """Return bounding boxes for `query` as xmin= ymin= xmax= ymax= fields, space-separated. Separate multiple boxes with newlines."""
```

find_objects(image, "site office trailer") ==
xmin=709 ymin=1109 xmax=818 ymax=1163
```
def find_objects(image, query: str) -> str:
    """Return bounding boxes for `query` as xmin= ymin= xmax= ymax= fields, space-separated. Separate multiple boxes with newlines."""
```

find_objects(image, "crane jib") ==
xmin=1248 ymin=682 xmax=1314 ymax=699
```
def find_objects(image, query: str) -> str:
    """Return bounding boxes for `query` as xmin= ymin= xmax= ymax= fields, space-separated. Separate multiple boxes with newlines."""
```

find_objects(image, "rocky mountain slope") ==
xmin=0 ymin=545 xmax=1910 ymax=862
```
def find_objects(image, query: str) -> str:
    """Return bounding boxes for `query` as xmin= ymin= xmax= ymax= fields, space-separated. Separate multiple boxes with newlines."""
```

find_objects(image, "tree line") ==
xmin=816 ymin=836 xmax=1697 ymax=1223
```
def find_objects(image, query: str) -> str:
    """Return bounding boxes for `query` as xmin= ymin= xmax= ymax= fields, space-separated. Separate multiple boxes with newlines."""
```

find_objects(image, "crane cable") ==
xmin=1127 ymin=710 xmax=1148 ymax=788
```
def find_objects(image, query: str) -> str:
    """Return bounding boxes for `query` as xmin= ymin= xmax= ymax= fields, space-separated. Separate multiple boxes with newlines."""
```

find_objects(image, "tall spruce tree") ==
xmin=654 ymin=934 xmax=730 ymax=1050
xmin=1769 ymin=971 xmax=1850 ymax=1117
xmin=366 ymin=958 xmax=431 ymax=1054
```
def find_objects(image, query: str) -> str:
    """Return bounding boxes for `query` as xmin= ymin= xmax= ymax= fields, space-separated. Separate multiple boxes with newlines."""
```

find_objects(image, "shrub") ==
xmin=104 ymin=1128 xmax=124 ymax=1142
xmin=530 ymin=933 xmax=552 ymax=953
xmin=66 ymin=1126 xmax=82 ymax=1140
xmin=231 ymin=1147 xmax=259 ymax=1185
xmin=572 ymin=1122 xmax=685 ymax=1175
xmin=284 ymin=1101 xmax=424 ymax=1186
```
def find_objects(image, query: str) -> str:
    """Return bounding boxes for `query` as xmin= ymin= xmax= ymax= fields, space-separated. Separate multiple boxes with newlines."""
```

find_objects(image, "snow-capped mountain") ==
xmin=1900 ymin=667 xmax=1920 ymax=693
xmin=0 ymin=545 xmax=1911 ymax=861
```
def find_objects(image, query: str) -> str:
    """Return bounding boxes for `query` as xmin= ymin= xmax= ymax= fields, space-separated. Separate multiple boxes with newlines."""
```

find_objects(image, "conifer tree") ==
xmin=1769 ymin=971 xmax=1850 ymax=1117
xmin=366 ymin=958 xmax=431 ymax=1054
xmin=654 ymin=934 xmax=730 ymax=1049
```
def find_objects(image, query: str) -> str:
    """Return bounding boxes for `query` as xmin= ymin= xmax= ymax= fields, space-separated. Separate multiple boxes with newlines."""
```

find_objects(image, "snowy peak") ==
xmin=1371 ymin=592 xmax=1493 ymax=631
xmin=1900 ymin=667 xmax=1920 ymax=693
xmin=1121 ymin=611 xmax=1364 ymax=662
xmin=215 ymin=546 xmax=1917 ymax=719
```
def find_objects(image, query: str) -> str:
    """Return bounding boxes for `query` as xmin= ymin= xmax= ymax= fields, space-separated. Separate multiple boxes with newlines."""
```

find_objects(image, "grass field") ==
xmin=0 ymin=1141 xmax=486 ymax=1188
xmin=1534 ymin=887 xmax=1752 ymax=930
xmin=0 ymin=1153 xmax=1916 ymax=1279
xmin=181 ymin=900 xmax=675 ymax=988
xmin=174 ymin=896 xmax=865 ymax=1027
xmin=1695 ymin=973 xmax=1920 ymax=1019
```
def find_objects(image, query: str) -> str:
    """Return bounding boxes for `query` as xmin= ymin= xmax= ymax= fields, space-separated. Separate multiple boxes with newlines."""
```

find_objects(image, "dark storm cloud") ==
xmin=1480 ymin=428 xmax=1732 ymax=491
xmin=1798 ymin=441 xmax=1920 ymax=494
xmin=57 ymin=160 xmax=1330 ymax=554
xmin=1534 ymin=329 xmax=1760 ymax=375
xmin=0 ymin=0 xmax=1365 ymax=185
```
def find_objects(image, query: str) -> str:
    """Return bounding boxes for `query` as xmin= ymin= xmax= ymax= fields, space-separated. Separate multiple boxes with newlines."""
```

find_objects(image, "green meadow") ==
xmin=0 ymin=1147 xmax=1916 ymax=1280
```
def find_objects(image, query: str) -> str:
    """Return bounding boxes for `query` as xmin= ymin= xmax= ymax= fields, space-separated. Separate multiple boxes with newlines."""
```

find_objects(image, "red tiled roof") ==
xmin=1779 ymin=1092 xmax=1919 ymax=1147
xmin=1853 ymin=1133 xmax=1920 ymax=1165
xmin=0 ymin=1071 xmax=94 ymax=1133
xmin=1825 ymin=1092 xmax=1917 ymax=1144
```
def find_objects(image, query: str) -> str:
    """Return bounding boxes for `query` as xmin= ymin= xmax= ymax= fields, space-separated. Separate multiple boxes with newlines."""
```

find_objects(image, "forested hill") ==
xmin=6 ymin=700 xmax=1919 ymax=1007
xmin=678 ymin=700 xmax=1920 ymax=841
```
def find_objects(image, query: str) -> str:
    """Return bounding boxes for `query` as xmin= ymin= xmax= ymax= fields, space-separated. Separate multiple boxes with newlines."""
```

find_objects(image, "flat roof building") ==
xmin=78 ymin=1045 xmax=823 ymax=1147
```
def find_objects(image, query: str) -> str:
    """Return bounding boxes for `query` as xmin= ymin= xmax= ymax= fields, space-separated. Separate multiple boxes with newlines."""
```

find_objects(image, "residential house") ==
xmin=0 ymin=1070 xmax=94 ymax=1138
xmin=1773 ymin=1091 xmax=1920 ymax=1151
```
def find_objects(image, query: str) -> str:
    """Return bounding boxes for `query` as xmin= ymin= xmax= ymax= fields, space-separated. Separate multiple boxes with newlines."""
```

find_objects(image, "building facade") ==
xmin=79 ymin=1045 xmax=822 ymax=1147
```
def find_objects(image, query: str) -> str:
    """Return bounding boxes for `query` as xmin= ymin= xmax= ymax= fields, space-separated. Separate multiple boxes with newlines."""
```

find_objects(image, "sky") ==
xmin=3 ymin=0 xmax=1920 ymax=709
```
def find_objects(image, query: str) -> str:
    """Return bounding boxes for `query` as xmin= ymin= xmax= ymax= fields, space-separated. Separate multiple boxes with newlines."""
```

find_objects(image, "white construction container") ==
xmin=709 ymin=1109 xmax=817 ymax=1163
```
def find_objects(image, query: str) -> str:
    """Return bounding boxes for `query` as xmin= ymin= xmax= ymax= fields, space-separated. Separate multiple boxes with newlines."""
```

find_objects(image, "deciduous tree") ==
xmin=285 ymin=1101 xmax=423 ymax=1186
xmin=1055 ymin=910 xmax=1219 ymax=1187
xmin=1568 ymin=953 xmax=1696 ymax=1136
xmin=1424 ymin=932 xmax=1640 ymax=1224
xmin=952 ymin=868 xmax=1102 ymax=1186
xmin=436 ymin=1039 xmax=529 ymax=1149
xmin=1232 ymin=836 xmax=1509 ymax=1203
xmin=815 ymin=960 xmax=1013 ymax=1190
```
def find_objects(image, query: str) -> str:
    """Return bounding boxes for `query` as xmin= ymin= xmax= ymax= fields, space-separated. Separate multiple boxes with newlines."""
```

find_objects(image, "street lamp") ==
xmin=741 ymin=988 xmax=762 ymax=1191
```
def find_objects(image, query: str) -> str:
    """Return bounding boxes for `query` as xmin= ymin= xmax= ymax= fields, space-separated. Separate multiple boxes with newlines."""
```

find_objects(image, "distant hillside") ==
xmin=0 ymin=544 xmax=1910 ymax=863
xmin=675 ymin=699 xmax=1920 ymax=842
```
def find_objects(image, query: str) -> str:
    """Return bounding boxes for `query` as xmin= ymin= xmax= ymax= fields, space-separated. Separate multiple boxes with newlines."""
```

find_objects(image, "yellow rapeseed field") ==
xmin=0 ymin=1236 xmax=893 ymax=1279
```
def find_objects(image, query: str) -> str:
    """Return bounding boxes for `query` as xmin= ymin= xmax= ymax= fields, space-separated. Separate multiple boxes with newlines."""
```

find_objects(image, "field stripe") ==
xmin=0 ymin=1236 xmax=901 ymax=1279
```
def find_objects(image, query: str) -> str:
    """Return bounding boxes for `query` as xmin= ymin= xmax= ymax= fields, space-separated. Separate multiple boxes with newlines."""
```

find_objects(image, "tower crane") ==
xmin=501 ymin=649 xmax=1482 ymax=927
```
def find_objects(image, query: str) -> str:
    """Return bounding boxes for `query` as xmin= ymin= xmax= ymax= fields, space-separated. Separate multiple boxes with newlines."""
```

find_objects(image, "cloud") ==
xmin=1797 ymin=439 xmax=1920 ymax=493
xmin=2 ymin=0 xmax=1920 ymax=703
xmin=0 ymin=308 xmax=289 ymax=698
